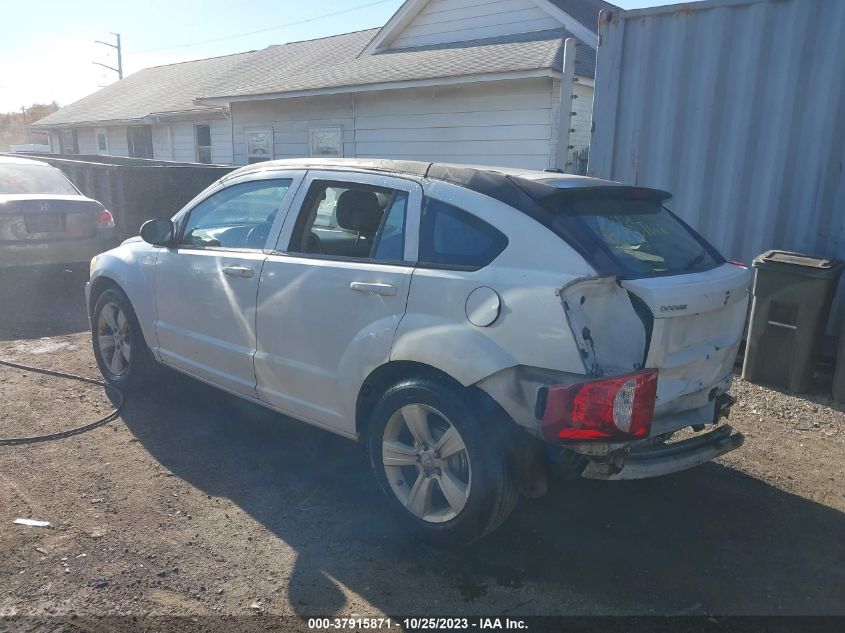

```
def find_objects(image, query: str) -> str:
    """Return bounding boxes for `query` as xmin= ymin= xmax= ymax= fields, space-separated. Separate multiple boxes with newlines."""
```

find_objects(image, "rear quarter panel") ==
xmin=391 ymin=180 xmax=595 ymax=387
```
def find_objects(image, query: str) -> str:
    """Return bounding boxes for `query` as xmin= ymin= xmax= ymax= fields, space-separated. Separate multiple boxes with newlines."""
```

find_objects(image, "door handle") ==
xmin=350 ymin=282 xmax=397 ymax=296
xmin=222 ymin=265 xmax=254 ymax=278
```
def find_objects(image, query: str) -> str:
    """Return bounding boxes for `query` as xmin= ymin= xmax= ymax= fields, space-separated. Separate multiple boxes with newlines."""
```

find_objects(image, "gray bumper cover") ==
xmin=581 ymin=425 xmax=745 ymax=480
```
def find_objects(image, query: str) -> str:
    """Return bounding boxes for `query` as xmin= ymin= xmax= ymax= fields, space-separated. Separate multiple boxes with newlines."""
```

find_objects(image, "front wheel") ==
xmin=367 ymin=377 xmax=518 ymax=545
xmin=91 ymin=288 xmax=157 ymax=391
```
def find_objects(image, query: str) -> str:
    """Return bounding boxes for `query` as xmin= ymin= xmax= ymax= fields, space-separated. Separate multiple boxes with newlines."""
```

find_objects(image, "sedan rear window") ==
xmin=546 ymin=197 xmax=722 ymax=277
xmin=0 ymin=164 xmax=78 ymax=195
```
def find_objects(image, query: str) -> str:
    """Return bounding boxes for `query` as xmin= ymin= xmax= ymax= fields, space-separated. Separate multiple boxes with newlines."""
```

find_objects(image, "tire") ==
xmin=366 ymin=377 xmax=519 ymax=546
xmin=91 ymin=288 xmax=158 ymax=392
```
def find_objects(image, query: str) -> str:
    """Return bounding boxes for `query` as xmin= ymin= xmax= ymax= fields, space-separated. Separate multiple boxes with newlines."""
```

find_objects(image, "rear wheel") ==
xmin=367 ymin=377 xmax=518 ymax=545
xmin=92 ymin=288 xmax=157 ymax=391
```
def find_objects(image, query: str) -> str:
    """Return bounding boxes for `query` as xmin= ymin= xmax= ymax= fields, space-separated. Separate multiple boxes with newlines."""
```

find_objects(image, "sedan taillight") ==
xmin=97 ymin=210 xmax=115 ymax=229
xmin=539 ymin=369 xmax=658 ymax=442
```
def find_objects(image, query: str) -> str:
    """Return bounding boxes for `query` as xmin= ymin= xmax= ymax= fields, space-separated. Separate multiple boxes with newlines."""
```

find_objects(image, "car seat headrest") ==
xmin=336 ymin=189 xmax=382 ymax=236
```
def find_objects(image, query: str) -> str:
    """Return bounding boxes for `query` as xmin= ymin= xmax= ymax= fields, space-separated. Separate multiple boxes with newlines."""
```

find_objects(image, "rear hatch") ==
xmin=622 ymin=263 xmax=750 ymax=414
xmin=0 ymin=194 xmax=103 ymax=243
xmin=536 ymin=184 xmax=751 ymax=414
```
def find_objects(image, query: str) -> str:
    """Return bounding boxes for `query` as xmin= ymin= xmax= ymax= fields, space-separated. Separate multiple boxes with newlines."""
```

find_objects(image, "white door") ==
xmin=254 ymin=171 xmax=422 ymax=435
xmin=154 ymin=174 xmax=302 ymax=396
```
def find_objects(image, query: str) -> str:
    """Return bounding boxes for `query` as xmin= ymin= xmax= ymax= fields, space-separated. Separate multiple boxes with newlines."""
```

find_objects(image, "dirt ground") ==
xmin=0 ymin=267 xmax=843 ymax=623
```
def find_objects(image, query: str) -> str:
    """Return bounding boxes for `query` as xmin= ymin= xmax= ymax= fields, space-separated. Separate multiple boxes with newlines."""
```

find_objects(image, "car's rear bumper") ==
xmin=580 ymin=424 xmax=745 ymax=480
xmin=0 ymin=233 xmax=117 ymax=268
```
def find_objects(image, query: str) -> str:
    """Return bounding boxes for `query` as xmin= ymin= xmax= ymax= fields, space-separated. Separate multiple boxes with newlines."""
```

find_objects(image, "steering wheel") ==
xmin=245 ymin=222 xmax=272 ymax=249
xmin=304 ymin=231 xmax=322 ymax=254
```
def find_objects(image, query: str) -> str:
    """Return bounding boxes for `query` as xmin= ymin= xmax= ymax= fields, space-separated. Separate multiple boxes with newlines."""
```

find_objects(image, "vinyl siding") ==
xmin=391 ymin=0 xmax=561 ymax=49
xmin=210 ymin=119 xmax=232 ymax=164
xmin=106 ymin=126 xmax=129 ymax=157
xmin=75 ymin=128 xmax=98 ymax=155
xmin=171 ymin=122 xmax=197 ymax=162
xmin=232 ymin=95 xmax=355 ymax=165
xmin=151 ymin=124 xmax=172 ymax=159
xmin=353 ymin=78 xmax=555 ymax=170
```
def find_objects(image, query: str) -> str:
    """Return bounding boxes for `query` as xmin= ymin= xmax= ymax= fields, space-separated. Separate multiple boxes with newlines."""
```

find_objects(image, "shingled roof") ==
xmin=198 ymin=28 xmax=593 ymax=102
xmin=33 ymin=51 xmax=254 ymax=128
xmin=35 ymin=0 xmax=610 ymax=128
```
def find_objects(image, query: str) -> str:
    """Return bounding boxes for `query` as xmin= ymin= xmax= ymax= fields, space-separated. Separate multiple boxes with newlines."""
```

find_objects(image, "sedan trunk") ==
xmin=0 ymin=194 xmax=104 ymax=242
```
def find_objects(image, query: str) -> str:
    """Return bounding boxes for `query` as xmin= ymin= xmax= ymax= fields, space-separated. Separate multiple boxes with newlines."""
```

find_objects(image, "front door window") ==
xmin=180 ymin=179 xmax=292 ymax=251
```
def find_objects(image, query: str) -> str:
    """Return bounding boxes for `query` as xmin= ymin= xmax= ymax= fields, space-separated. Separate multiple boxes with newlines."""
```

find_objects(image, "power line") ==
xmin=128 ymin=0 xmax=394 ymax=54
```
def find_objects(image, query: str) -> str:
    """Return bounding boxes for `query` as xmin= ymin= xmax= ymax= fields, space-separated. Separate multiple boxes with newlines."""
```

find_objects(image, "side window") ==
xmin=419 ymin=197 xmax=508 ymax=269
xmin=289 ymin=180 xmax=408 ymax=261
xmin=180 ymin=179 xmax=292 ymax=250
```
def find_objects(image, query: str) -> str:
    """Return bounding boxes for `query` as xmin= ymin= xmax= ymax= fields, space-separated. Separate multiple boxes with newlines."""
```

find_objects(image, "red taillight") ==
xmin=540 ymin=369 xmax=658 ymax=442
xmin=97 ymin=209 xmax=115 ymax=229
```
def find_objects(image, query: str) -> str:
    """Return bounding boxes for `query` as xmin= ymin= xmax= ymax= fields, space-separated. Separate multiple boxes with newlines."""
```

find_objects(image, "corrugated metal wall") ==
xmin=589 ymin=0 xmax=845 ymax=335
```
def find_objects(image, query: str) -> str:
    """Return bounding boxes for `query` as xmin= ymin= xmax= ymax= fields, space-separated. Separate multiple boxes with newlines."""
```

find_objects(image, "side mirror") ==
xmin=140 ymin=218 xmax=175 ymax=246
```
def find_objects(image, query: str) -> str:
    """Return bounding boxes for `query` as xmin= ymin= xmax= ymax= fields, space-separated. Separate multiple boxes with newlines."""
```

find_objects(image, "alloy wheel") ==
xmin=382 ymin=404 xmax=472 ymax=523
xmin=97 ymin=302 xmax=132 ymax=376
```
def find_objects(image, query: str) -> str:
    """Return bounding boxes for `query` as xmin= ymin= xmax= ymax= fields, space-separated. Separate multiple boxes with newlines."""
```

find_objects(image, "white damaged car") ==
xmin=87 ymin=159 xmax=751 ymax=544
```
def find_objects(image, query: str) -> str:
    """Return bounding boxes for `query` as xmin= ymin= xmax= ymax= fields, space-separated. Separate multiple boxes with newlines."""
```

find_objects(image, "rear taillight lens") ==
xmin=540 ymin=369 xmax=658 ymax=442
xmin=97 ymin=209 xmax=115 ymax=229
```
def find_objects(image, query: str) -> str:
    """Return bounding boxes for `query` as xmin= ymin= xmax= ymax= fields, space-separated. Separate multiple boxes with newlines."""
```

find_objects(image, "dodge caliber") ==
xmin=87 ymin=159 xmax=751 ymax=544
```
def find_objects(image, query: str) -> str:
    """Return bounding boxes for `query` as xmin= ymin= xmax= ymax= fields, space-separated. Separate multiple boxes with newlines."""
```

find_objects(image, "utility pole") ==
xmin=93 ymin=33 xmax=123 ymax=79
xmin=20 ymin=106 xmax=30 ymax=143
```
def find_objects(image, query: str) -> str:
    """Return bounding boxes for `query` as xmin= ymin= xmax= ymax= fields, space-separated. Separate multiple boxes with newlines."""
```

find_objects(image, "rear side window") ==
xmin=419 ymin=198 xmax=507 ymax=269
xmin=546 ymin=197 xmax=722 ymax=277
xmin=287 ymin=180 xmax=408 ymax=262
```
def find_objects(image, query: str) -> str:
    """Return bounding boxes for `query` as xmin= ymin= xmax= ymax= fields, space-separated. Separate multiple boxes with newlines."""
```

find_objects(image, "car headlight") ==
xmin=90 ymin=255 xmax=99 ymax=276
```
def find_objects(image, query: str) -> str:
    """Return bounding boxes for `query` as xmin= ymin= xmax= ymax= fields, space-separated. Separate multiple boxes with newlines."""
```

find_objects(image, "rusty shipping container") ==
xmin=588 ymin=0 xmax=845 ymax=336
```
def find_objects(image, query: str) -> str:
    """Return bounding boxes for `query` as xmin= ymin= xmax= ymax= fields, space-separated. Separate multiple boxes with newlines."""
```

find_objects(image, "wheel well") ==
xmin=355 ymin=361 xmax=463 ymax=436
xmin=88 ymin=276 xmax=122 ymax=317
xmin=356 ymin=360 xmax=545 ymax=496
xmin=355 ymin=361 xmax=518 ymax=438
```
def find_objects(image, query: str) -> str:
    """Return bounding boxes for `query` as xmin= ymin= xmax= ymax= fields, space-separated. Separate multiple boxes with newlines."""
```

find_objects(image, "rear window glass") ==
xmin=0 ymin=164 xmax=78 ymax=195
xmin=419 ymin=198 xmax=508 ymax=269
xmin=547 ymin=197 xmax=721 ymax=276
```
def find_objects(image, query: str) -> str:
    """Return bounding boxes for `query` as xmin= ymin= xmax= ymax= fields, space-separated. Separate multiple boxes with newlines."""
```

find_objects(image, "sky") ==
xmin=0 ymin=0 xmax=673 ymax=114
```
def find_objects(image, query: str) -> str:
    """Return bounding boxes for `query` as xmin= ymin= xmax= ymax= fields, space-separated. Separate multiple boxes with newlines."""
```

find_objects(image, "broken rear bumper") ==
xmin=580 ymin=425 xmax=745 ymax=480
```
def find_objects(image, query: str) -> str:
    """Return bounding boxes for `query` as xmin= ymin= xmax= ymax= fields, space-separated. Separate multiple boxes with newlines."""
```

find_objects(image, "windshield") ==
xmin=547 ymin=197 xmax=722 ymax=277
xmin=0 ymin=163 xmax=79 ymax=195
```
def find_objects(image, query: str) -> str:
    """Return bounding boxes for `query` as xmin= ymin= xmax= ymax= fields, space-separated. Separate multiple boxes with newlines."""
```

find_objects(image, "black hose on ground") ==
xmin=0 ymin=359 xmax=123 ymax=446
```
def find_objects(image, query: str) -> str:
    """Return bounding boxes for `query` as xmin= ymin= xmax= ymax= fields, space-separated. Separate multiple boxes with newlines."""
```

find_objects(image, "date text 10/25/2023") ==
xmin=307 ymin=617 xmax=528 ymax=630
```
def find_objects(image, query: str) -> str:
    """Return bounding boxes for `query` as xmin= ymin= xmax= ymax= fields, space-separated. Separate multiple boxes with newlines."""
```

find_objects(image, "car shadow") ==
xmin=118 ymin=370 xmax=845 ymax=617
xmin=0 ymin=266 xmax=90 ymax=340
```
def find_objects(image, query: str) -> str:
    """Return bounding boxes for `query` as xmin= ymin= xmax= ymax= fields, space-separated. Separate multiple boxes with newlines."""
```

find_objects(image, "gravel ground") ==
xmin=0 ymin=269 xmax=843 ymax=624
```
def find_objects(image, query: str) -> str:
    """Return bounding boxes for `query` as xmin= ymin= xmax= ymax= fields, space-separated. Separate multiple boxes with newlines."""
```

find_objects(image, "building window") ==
xmin=245 ymin=128 xmax=273 ymax=164
xmin=195 ymin=124 xmax=212 ymax=164
xmin=59 ymin=129 xmax=78 ymax=155
xmin=308 ymin=127 xmax=343 ymax=157
xmin=96 ymin=128 xmax=109 ymax=154
xmin=127 ymin=125 xmax=154 ymax=159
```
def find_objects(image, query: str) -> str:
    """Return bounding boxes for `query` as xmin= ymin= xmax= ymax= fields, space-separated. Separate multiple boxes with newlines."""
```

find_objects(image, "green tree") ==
xmin=0 ymin=102 xmax=59 ymax=151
